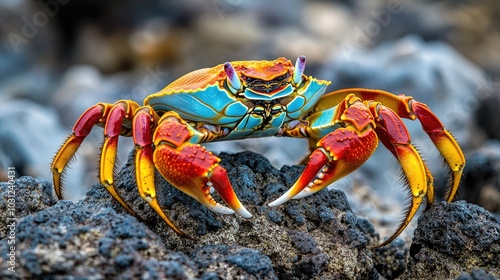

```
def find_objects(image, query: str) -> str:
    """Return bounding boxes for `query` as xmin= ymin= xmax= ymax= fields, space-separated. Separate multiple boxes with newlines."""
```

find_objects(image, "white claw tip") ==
xmin=236 ymin=206 xmax=253 ymax=219
xmin=210 ymin=203 xmax=235 ymax=215
xmin=292 ymin=187 xmax=314 ymax=199
xmin=268 ymin=194 xmax=292 ymax=207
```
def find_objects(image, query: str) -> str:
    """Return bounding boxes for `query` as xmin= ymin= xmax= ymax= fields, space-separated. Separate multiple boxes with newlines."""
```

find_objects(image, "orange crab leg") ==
xmin=52 ymin=100 xmax=141 ymax=216
xmin=152 ymin=112 xmax=252 ymax=220
xmin=371 ymin=103 xmax=435 ymax=209
xmin=270 ymin=95 xmax=379 ymax=206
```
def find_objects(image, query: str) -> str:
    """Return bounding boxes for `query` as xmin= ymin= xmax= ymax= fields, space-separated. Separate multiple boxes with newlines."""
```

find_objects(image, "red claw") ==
xmin=268 ymin=149 xmax=328 ymax=206
xmin=270 ymin=125 xmax=379 ymax=206
xmin=270 ymin=97 xmax=380 ymax=208
xmin=153 ymin=113 xmax=251 ymax=218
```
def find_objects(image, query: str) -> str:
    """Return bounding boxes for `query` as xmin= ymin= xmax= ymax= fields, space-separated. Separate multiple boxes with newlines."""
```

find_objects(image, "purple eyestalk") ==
xmin=224 ymin=62 xmax=242 ymax=93
xmin=293 ymin=55 xmax=306 ymax=86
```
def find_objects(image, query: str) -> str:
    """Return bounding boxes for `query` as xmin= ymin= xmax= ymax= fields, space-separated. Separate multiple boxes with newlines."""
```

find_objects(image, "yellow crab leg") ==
xmin=423 ymin=162 xmax=435 ymax=209
xmin=99 ymin=101 xmax=140 ymax=216
xmin=132 ymin=107 xmax=194 ymax=239
xmin=368 ymin=103 xmax=427 ymax=247
xmin=52 ymin=101 xmax=141 ymax=216
xmin=408 ymin=100 xmax=464 ymax=202
xmin=52 ymin=136 xmax=84 ymax=198
xmin=52 ymin=104 xmax=104 ymax=198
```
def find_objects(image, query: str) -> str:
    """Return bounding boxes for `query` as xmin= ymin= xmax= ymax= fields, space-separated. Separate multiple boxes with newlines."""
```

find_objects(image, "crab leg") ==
xmin=271 ymin=95 xmax=429 ymax=247
xmin=99 ymin=101 xmax=140 ymax=216
xmin=52 ymin=104 xmax=105 ymax=198
xmin=152 ymin=112 xmax=252 ymax=220
xmin=408 ymin=100 xmax=464 ymax=202
xmin=371 ymin=102 xmax=435 ymax=209
xmin=132 ymin=107 xmax=194 ymax=238
xmin=367 ymin=103 xmax=428 ymax=247
xmin=51 ymin=101 xmax=141 ymax=215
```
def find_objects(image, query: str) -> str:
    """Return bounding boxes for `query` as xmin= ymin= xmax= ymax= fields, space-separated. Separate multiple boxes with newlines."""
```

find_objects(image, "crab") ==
xmin=51 ymin=56 xmax=465 ymax=247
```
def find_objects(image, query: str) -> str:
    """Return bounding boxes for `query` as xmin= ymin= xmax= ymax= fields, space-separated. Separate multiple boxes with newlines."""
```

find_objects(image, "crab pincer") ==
xmin=270 ymin=94 xmax=429 ymax=247
xmin=152 ymin=113 xmax=251 ymax=217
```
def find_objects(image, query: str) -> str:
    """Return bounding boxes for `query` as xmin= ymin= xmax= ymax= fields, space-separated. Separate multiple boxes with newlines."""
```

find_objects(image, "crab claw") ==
xmin=224 ymin=62 xmax=242 ymax=94
xmin=154 ymin=114 xmax=251 ymax=218
xmin=269 ymin=126 xmax=379 ymax=207
xmin=293 ymin=55 xmax=306 ymax=86
xmin=270 ymin=97 xmax=379 ymax=207
xmin=209 ymin=165 xmax=252 ymax=218
xmin=268 ymin=148 xmax=329 ymax=207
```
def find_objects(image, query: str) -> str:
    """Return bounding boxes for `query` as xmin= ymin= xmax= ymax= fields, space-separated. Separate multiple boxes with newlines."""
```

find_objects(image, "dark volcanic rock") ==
xmin=0 ymin=197 xmax=199 ymax=279
xmin=0 ymin=176 xmax=56 ymax=239
xmin=2 ymin=151 xmax=500 ymax=279
xmin=372 ymin=238 xmax=407 ymax=280
xmin=0 ymin=151 xmax=379 ymax=279
xmin=192 ymin=245 xmax=276 ymax=280
xmin=106 ymin=150 xmax=380 ymax=279
xmin=456 ymin=269 xmax=499 ymax=280
xmin=403 ymin=201 xmax=500 ymax=279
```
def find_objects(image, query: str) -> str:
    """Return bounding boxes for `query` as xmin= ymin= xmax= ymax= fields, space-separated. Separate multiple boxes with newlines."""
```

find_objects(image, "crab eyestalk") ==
xmin=224 ymin=62 xmax=242 ymax=94
xmin=293 ymin=55 xmax=306 ymax=86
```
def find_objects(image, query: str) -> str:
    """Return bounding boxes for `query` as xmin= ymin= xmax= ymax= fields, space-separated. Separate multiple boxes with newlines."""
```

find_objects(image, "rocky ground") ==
xmin=1 ymin=0 xmax=500 ymax=279
xmin=0 ymin=151 xmax=499 ymax=279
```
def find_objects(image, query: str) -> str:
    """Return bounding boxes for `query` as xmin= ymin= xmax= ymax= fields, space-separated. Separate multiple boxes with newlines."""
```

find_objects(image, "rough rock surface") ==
xmin=0 ymin=151 xmax=380 ymax=279
xmin=0 ymin=177 xmax=56 ymax=240
xmin=105 ymin=151 xmax=380 ymax=279
xmin=457 ymin=269 xmax=499 ymax=280
xmin=461 ymin=141 xmax=500 ymax=214
xmin=0 ymin=178 xmax=276 ymax=279
xmin=1 ymin=151 xmax=499 ymax=279
xmin=403 ymin=201 xmax=500 ymax=279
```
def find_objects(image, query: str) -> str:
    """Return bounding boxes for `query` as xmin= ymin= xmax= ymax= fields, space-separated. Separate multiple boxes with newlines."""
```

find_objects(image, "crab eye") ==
xmin=293 ymin=55 xmax=306 ymax=86
xmin=224 ymin=62 xmax=242 ymax=94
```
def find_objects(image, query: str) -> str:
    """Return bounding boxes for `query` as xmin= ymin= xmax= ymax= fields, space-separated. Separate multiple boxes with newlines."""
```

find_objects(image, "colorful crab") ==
xmin=51 ymin=56 xmax=465 ymax=246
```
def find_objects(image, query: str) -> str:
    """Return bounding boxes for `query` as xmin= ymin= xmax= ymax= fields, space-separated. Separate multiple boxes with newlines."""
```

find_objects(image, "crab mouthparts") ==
xmin=250 ymin=82 xmax=283 ymax=93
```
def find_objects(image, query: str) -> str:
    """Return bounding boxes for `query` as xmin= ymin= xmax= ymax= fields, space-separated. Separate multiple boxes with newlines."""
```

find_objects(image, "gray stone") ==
xmin=403 ymin=201 xmax=500 ymax=279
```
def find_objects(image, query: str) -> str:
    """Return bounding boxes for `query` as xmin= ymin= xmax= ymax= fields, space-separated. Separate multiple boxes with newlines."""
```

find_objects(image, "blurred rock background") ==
xmin=0 ymin=0 xmax=499 ymax=241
